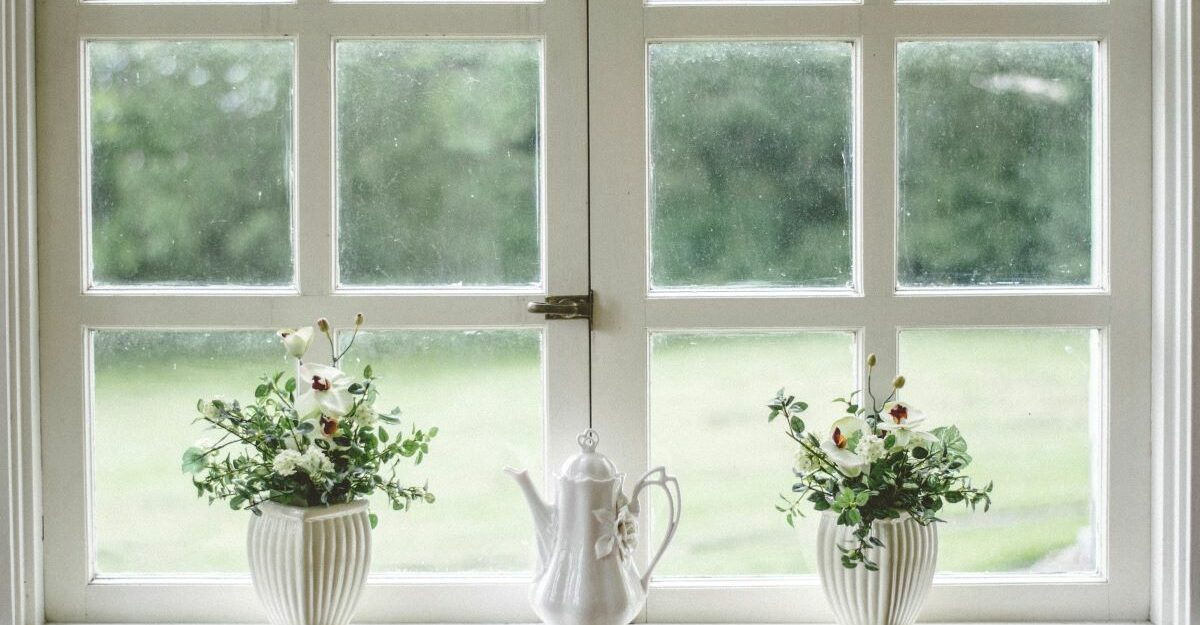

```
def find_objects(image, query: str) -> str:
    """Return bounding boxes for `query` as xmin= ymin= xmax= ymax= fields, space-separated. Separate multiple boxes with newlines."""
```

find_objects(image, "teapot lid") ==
xmin=558 ymin=429 xmax=620 ymax=480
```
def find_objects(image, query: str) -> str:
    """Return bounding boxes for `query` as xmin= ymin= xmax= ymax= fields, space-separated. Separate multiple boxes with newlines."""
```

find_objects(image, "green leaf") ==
xmin=254 ymin=384 xmax=269 ymax=399
xmin=369 ymin=513 xmax=379 ymax=529
xmin=378 ymin=428 xmax=389 ymax=443
xmin=181 ymin=447 xmax=206 ymax=474
xmin=428 ymin=427 xmax=438 ymax=437
xmin=788 ymin=416 xmax=805 ymax=435
xmin=363 ymin=364 xmax=374 ymax=379
xmin=285 ymin=377 xmax=297 ymax=394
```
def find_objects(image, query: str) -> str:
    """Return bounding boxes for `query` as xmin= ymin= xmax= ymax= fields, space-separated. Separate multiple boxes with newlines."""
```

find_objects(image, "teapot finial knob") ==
xmin=577 ymin=428 xmax=600 ymax=453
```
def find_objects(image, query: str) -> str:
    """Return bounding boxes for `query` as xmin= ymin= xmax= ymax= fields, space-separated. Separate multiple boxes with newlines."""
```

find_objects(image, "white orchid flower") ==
xmin=295 ymin=363 xmax=354 ymax=422
xmin=877 ymin=402 xmax=927 ymax=447
xmin=278 ymin=326 xmax=314 ymax=360
xmin=906 ymin=430 xmax=939 ymax=452
xmin=820 ymin=416 xmax=869 ymax=477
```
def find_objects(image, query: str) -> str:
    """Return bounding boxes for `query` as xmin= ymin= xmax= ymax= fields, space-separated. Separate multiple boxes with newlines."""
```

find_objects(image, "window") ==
xmin=36 ymin=0 xmax=1152 ymax=622
xmin=589 ymin=0 xmax=1149 ymax=622
xmin=38 ymin=1 xmax=588 ymax=622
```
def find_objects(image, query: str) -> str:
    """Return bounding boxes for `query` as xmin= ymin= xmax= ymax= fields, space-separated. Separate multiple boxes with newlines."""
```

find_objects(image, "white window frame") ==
xmin=33 ymin=0 xmax=590 ymax=622
xmin=589 ymin=0 xmax=1154 ymax=622
xmin=0 ymin=0 xmax=1197 ymax=624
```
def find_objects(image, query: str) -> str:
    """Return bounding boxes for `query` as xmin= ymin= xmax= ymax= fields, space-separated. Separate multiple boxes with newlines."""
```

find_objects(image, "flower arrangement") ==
xmin=183 ymin=314 xmax=437 ymax=527
xmin=767 ymin=354 xmax=992 ymax=570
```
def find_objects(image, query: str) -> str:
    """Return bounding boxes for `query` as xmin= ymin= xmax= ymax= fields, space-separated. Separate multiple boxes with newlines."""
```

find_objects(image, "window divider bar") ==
xmin=643 ymin=3 xmax=1122 ymax=40
xmin=296 ymin=22 xmax=333 ymax=297
xmin=68 ymin=3 xmax=550 ymax=38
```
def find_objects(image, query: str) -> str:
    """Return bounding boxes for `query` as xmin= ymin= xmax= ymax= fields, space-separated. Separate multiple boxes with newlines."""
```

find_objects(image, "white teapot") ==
xmin=506 ymin=429 xmax=681 ymax=625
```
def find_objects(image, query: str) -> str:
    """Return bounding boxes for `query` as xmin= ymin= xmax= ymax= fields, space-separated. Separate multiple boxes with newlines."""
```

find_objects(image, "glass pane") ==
xmin=92 ymin=328 xmax=542 ymax=575
xmin=336 ymin=40 xmax=541 ymax=288
xmin=649 ymin=332 xmax=856 ymax=576
xmin=896 ymin=0 xmax=1101 ymax=3
xmin=85 ymin=1 xmax=290 ymax=3
xmin=649 ymin=0 xmax=856 ymax=3
xmin=92 ymin=330 xmax=287 ymax=574
xmin=648 ymin=42 xmax=854 ymax=291
xmin=88 ymin=41 xmax=294 ymax=287
xmin=899 ymin=328 xmax=1098 ymax=573
xmin=897 ymin=41 xmax=1096 ymax=288
xmin=340 ymin=330 xmax=543 ymax=572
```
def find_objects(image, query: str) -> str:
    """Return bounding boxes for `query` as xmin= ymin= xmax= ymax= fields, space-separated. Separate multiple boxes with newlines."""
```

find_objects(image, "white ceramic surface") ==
xmin=816 ymin=514 xmax=938 ymax=625
xmin=507 ymin=429 xmax=682 ymax=625
xmin=247 ymin=500 xmax=372 ymax=625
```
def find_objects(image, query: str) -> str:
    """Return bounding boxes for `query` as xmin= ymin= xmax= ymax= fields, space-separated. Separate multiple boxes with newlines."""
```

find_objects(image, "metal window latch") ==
xmin=527 ymin=291 xmax=593 ymax=321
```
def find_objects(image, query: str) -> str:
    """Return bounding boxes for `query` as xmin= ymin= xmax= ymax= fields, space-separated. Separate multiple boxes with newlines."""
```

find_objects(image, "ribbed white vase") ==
xmin=816 ymin=513 xmax=937 ymax=625
xmin=247 ymin=500 xmax=372 ymax=625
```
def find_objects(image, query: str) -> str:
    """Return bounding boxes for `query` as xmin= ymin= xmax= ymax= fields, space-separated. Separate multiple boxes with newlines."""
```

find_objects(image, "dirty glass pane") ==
xmin=337 ymin=40 xmax=541 ymax=288
xmin=649 ymin=332 xmax=856 ymax=576
xmin=648 ymin=42 xmax=854 ymax=291
xmin=899 ymin=328 xmax=1098 ymax=573
xmin=897 ymin=41 xmax=1096 ymax=287
xmin=88 ymin=41 xmax=294 ymax=287
xmin=91 ymin=330 xmax=287 ymax=574
xmin=91 ymin=328 xmax=543 ymax=575
xmin=341 ymin=330 xmax=543 ymax=572
xmin=650 ymin=0 xmax=855 ymax=3
xmin=86 ymin=1 xmax=289 ymax=3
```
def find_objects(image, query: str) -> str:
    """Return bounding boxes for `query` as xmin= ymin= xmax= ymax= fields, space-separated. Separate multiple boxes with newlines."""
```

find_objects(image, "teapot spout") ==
xmin=505 ymin=467 xmax=555 ymax=568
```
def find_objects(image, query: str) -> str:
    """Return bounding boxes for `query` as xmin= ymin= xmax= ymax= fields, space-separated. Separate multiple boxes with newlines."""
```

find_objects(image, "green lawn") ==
xmin=92 ymin=330 xmax=1096 ymax=577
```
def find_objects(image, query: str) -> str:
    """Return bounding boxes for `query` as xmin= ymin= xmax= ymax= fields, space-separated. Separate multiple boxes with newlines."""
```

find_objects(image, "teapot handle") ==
xmin=629 ymin=466 xmax=681 ymax=590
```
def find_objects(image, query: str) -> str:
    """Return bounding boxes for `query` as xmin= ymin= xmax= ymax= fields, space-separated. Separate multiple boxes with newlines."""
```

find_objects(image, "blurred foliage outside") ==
xmin=86 ymin=39 xmax=1100 ymax=576
xmin=897 ymin=41 xmax=1095 ymax=287
xmin=93 ymin=330 xmax=1094 ymax=576
xmin=92 ymin=39 xmax=1094 ymax=289
xmin=89 ymin=41 xmax=293 ymax=286
xmin=336 ymin=41 xmax=541 ymax=287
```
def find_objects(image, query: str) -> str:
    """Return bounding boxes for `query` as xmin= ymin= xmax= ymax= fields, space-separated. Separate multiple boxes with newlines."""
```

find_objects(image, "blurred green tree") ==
xmin=90 ymin=39 xmax=1094 ymax=289
xmin=90 ymin=40 xmax=293 ymax=286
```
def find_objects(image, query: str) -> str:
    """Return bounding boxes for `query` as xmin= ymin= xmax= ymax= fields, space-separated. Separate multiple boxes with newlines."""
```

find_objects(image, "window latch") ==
xmin=527 ymin=291 xmax=593 ymax=321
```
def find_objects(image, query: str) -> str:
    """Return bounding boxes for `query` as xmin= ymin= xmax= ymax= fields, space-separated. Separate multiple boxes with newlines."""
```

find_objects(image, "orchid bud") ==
xmin=892 ymin=375 xmax=906 ymax=389
xmin=278 ymin=326 xmax=314 ymax=360
xmin=866 ymin=353 xmax=877 ymax=368
xmin=354 ymin=312 xmax=365 ymax=327
xmin=317 ymin=317 xmax=330 ymax=333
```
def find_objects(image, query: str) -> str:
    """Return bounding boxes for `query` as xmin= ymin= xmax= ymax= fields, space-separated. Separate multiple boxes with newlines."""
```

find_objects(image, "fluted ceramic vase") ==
xmin=247 ymin=500 xmax=372 ymax=625
xmin=816 ymin=513 xmax=937 ymax=625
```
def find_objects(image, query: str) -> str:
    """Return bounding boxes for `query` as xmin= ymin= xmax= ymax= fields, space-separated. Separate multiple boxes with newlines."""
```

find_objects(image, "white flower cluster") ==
xmin=854 ymin=433 xmax=887 ymax=463
xmin=198 ymin=398 xmax=222 ymax=420
xmin=353 ymin=403 xmax=379 ymax=427
xmin=794 ymin=449 xmax=820 ymax=475
xmin=271 ymin=446 xmax=334 ymax=478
